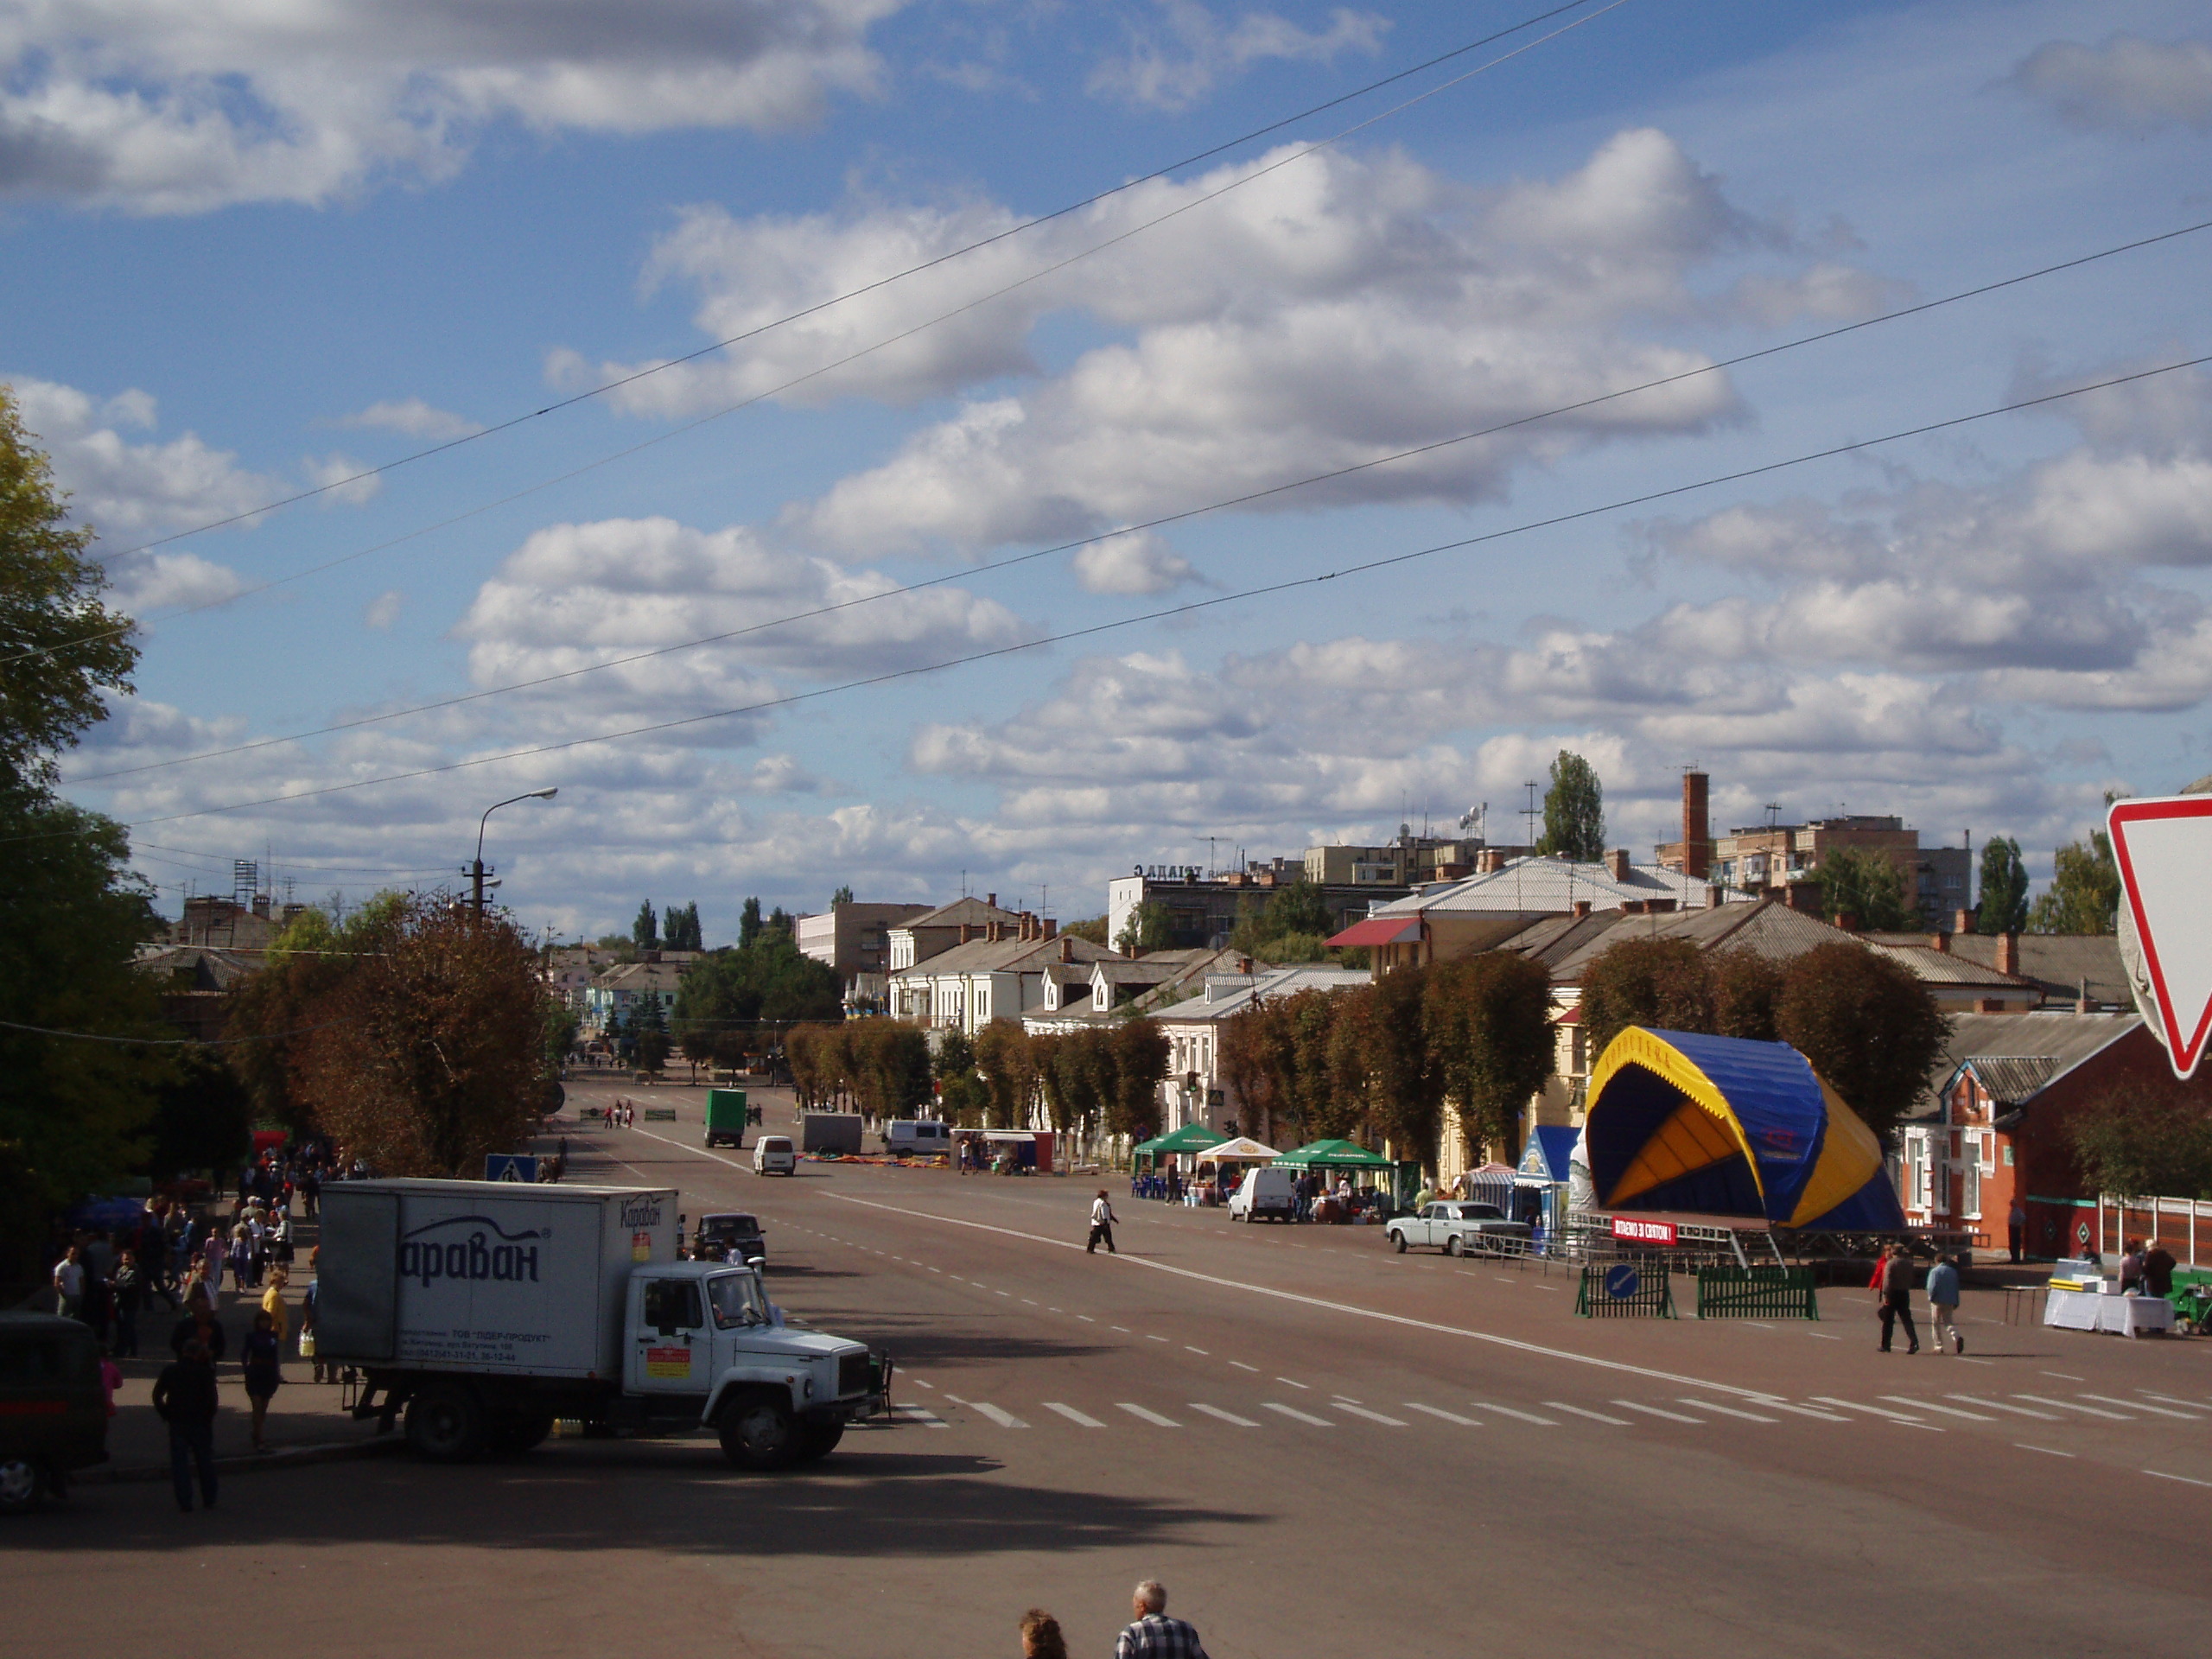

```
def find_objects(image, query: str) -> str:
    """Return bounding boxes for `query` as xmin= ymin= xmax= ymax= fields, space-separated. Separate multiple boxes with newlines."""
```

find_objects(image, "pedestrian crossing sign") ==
xmin=484 ymin=1154 xmax=538 ymax=1183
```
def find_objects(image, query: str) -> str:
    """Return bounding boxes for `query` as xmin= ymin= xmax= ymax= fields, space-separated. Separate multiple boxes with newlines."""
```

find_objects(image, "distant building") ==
xmin=887 ymin=920 xmax=1118 ymax=1037
xmin=796 ymin=901 xmax=930 ymax=1014
xmin=1141 ymin=965 xmax=1373 ymax=1139
xmin=584 ymin=958 xmax=687 ymax=1034
xmin=168 ymin=893 xmax=308 ymax=950
xmin=887 ymin=895 xmax=1030 ymax=972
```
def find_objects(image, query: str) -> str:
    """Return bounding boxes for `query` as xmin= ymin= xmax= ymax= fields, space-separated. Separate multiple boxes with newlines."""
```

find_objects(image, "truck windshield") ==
xmin=706 ymin=1273 xmax=768 ymax=1329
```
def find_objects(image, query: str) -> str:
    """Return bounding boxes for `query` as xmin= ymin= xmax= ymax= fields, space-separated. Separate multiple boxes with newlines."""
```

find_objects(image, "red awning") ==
xmin=1326 ymin=916 xmax=1421 ymax=948
xmin=1553 ymin=1006 xmax=1581 ymax=1026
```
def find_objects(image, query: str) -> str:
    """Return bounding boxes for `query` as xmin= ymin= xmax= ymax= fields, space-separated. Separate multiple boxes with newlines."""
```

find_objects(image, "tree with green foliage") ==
xmin=1106 ymin=1018 xmax=1170 ymax=1141
xmin=1116 ymin=900 xmax=1173 ymax=956
xmin=932 ymin=1028 xmax=976 ymax=1089
xmin=1060 ymin=916 xmax=1109 ymax=945
xmin=671 ymin=933 xmax=842 ymax=1068
xmin=1579 ymin=937 xmax=1715 ymax=1058
xmin=973 ymin=1020 xmax=1039 ymax=1130
xmin=1773 ymin=942 xmax=1948 ymax=1141
xmin=1814 ymin=846 xmax=1914 ymax=931
xmin=143 ymin=1050 xmax=252 ymax=1182
xmin=1350 ymin=967 xmax=1446 ymax=1161
xmin=2029 ymin=830 xmax=2120 ymax=934
xmin=660 ymin=901 xmax=703 ymax=951
xmin=739 ymin=897 xmax=764 ymax=948
xmin=831 ymin=885 xmax=855 ymax=906
xmin=632 ymin=899 xmax=659 ymax=951
xmin=1537 ymin=751 xmax=1605 ymax=862
xmin=1976 ymin=837 xmax=2030 ymax=936
xmin=1424 ymin=953 xmax=1553 ymax=1163
xmin=2069 ymin=1082 xmax=2212 ymax=1200
xmin=633 ymin=988 xmax=671 ymax=1075
xmin=1226 ymin=879 xmax=1337 ymax=961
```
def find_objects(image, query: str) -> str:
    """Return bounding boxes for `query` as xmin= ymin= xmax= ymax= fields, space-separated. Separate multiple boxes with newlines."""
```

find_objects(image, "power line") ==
xmin=35 ymin=352 xmax=2204 ymax=843
xmin=6 ymin=0 xmax=1628 ymax=671
xmin=60 ymin=215 xmax=2212 ymax=789
xmin=0 ymin=1016 xmax=353 ymax=1046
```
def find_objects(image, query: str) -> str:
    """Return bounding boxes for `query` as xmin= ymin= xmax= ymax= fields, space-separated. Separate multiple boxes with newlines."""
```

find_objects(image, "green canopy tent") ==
xmin=1132 ymin=1121 xmax=1228 ymax=1167
xmin=1276 ymin=1138 xmax=1393 ymax=1169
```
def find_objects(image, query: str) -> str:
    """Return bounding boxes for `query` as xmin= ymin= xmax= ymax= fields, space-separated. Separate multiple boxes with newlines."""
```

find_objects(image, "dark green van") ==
xmin=0 ymin=1313 xmax=108 ymax=1512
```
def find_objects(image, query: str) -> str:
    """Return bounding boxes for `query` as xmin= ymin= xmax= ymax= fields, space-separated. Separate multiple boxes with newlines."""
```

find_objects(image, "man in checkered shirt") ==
xmin=1115 ymin=1580 xmax=1209 ymax=1659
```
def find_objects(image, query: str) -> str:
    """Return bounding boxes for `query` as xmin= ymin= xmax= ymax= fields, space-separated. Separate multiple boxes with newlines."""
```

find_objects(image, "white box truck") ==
xmin=317 ymin=1179 xmax=888 ymax=1469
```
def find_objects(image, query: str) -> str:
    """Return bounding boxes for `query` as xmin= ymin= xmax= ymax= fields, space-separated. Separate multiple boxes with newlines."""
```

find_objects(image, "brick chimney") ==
xmin=1607 ymin=848 xmax=1632 ymax=881
xmin=1478 ymin=848 xmax=1504 ymax=874
xmin=1043 ymin=918 xmax=1058 ymax=940
xmin=1954 ymin=908 xmax=1975 ymax=935
xmin=1930 ymin=931 xmax=1950 ymax=953
xmin=1834 ymin=911 xmax=1859 ymax=933
xmin=1681 ymin=771 xmax=1710 ymax=881
xmin=1572 ymin=899 xmax=1592 ymax=919
xmin=1237 ymin=956 xmax=1253 ymax=975
xmin=1059 ymin=937 xmax=1073 ymax=963
xmin=1997 ymin=931 xmax=2020 ymax=977
xmin=1704 ymin=883 xmax=1726 ymax=910
xmin=986 ymin=893 xmax=996 ymax=909
xmin=958 ymin=923 xmax=974 ymax=944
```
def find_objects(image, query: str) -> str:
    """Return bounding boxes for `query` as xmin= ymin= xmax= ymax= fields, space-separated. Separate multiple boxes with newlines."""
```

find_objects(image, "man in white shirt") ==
xmin=1087 ymin=1191 xmax=1118 ymax=1255
xmin=52 ymin=1244 xmax=86 ymax=1319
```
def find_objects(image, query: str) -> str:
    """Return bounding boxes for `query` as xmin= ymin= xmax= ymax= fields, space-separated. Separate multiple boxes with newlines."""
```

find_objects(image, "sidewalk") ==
xmin=86 ymin=1283 xmax=398 ymax=1485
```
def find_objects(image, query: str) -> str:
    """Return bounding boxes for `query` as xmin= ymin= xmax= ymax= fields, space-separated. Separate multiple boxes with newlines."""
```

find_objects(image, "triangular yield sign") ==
xmin=2108 ymin=795 xmax=2212 ymax=1078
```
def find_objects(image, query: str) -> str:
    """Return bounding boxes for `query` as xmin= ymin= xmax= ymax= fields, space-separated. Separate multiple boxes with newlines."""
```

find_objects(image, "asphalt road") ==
xmin=14 ymin=1075 xmax=2212 ymax=1657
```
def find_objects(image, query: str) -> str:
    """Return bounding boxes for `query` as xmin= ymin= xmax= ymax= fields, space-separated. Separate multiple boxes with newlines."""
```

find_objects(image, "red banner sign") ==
xmin=1611 ymin=1216 xmax=1678 ymax=1246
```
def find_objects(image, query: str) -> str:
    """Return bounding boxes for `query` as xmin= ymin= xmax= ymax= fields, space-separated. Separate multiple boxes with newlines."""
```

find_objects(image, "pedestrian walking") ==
xmin=171 ymin=1286 xmax=228 ymax=1364
xmin=52 ymin=1244 xmax=86 ymax=1319
xmin=261 ymin=1266 xmax=291 ymax=1344
xmin=2144 ymin=1237 xmax=2177 ymax=1299
xmin=240 ymin=1309 xmax=283 ymax=1452
xmin=1115 ymin=1580 xmax=1208 ymax=1659
xmin=1926 ymin=1253 xmax=1963 ymax=1355
xmin=153 ymin=1338 xmax=219 ymax=1512
xmin=1017 ymin=1608 xmax=1068 ymax=1659
xmin=1877 ymin=1244 xmax=1920 ymax=1354
xmin=111 ymin=1249 xmax=145 ymax=1358
xmin=1087 ymin=1189 xmax=1118 ymax=1255
xmin=2006 ymin=1197 xmax=2026 ymax=1264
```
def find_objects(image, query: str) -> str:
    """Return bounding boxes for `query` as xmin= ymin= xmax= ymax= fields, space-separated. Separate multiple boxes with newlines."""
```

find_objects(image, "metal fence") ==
xmin=1694 ymin=1266 xmax=1820 ymax=1320
xmin=1574 ymin=1262 xmax=1677 ymax=1318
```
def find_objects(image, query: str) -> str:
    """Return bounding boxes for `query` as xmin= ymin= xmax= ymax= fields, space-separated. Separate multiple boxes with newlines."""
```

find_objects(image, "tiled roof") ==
xmin=1372 ymin=855 xmax=1753 ymax=917
xmin=1152 ymin=965 xmax=1370 ymax=1026
xmin=1864 ymin=931 xmax=2128 ymax=1005
xmin=897 ymin=896 xmax=1026 ymax=931
xmin=1902 ymin=1010 xmax=2145 ymax=1120
xmin=1864 ymin=941 xmax=2033 ymax=988
xmin=892 ymin=933 xmax=1122 ymax=977
xmin=1961 ymin=1056 xmax=2060 ymax=1103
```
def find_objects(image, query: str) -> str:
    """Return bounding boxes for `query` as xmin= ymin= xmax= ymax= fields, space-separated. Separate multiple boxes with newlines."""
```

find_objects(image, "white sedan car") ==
xmin=1385 ymin=1201 xmax=1533 ymax=1256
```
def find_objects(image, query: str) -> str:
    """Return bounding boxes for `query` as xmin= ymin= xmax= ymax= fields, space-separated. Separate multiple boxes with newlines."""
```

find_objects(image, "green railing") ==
xmin=1694 ymin=1266 xmax=1819 ymax=1320
xmin=1575 ymin=1262 xmax=1676 ymax=1319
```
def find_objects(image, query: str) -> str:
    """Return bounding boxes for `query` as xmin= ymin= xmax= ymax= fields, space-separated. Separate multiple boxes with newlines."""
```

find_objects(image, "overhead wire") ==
xmin=30 ymin=352 xmax=2202 ymax=843
xmin=4 ymin=0 xmax=1630 ymax=671
xmin=59 ymin=213 xmax=2212 ymax=789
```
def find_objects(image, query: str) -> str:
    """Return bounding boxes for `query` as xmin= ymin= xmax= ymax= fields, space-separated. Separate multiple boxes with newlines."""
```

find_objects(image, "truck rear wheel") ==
xmin=405 ymin=1383 xmax=486 ymax=1462
xmin=0 ymin=1456 xmax=47 ymax=1514
xmin=792 ymin=1421 xmax=844 ymax=1463
xmin=486 ymin=1410 xmax=555 ymax=1456
xmin=718 ymin=1395 xmax=797 ymax=1471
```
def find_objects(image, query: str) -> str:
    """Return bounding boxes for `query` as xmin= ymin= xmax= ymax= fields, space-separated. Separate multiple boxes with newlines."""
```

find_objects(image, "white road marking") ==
xmin=1146 ymin=1334 xmax=1168 ymax=1343
xmin=1544 ymin=1402 xmax=1630 ymax=1427
xmin=894 ymin=1404 xmax=947 ymax=1428
xmin=995 ymin=1290 xmax=1011 ymax=1298
xmin=1403 ymin=1402 xmax=1482 ymax=1427
xmin=1613 ymin=1401 xmax=1703 ymax=1425
xmin=1077 ymin=1315 xmax=1096 ymax=1322
xmin=1812 ymin=1397 xmax=1940 ymax=1429
xmin=2015 ymin=1443 xmax=2072 ymax=1458
xmin=1476 ymin=1403 xmax=1557 ymax=1427
xmin=2016 ymin=1395 xmax=2132 ymax=1420
xmin=1189 ymin=1403 xmax=1262 ymax=1427
xmin=1744 ymin=1397 xmax=1850 ymax=1421
xmin=1230 ymin=1361 xmax=1260 ymax=1372
xmin=1263 ymin=1402 xmax=1335 ymax=1427
xmin=945 ymin=1396 xmax=1027 ymax=1428
xmin=2086 ymin=1394 xmax=2200 ymax=1420
xmin=912 ymin=1377 xmax=935 ymax=1390
xmin=1277 ymin=1377 xmax=1310 ymax=1389
xmin=1805 ymin=1332 xmax=1841 ymax=1340
xmin=1948 ymin=1395 xmax=2061 ymax=1421
xmin=2145 ymin=1469 xmax=2212 ymax=1488
xmin=1681 ymin=1398 xmax=1778 ymax=1424
xmin=1332 ymin=1402 xmax=1408 ymax=1427
xmin=2140 ymin=1391 xmax=2212 ymax=1412
xmin=1882 ymin=1396 xmax=1999 ymax=1422
xmin=1111 ymin=1325 xmax=1131 ymax=1332
xmin=1118 ymin=1403 xmax=1181 ymax=1427
xmin=2040 ymin=1370 xmax=2085 ymax=1382
xmin=1021 ymin=1299 xmax=1038 ymax=1306
xmin=1043 ymin=1402 xmax=1107 ymax=1428
xmin=1185 ymin=1345 xmax=1210 ymax=1355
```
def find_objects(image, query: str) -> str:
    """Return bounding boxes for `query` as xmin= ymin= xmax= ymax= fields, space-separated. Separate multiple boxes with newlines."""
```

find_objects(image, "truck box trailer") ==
xmin=704 ymin=1088 xmax=749 ymax=1148
xmin=318 ymin=1179 xmax=887 ymax=1468
xmin=798 ymin=1112 xmax=864 ymax=1155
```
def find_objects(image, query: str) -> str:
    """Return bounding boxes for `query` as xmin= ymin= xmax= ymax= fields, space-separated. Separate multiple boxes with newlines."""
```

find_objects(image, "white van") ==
xmin=752 ymin=1135 xmax=796 ymax=1176
xmin=884 ymin=1119 xmax=952 ymax=1158
xmin=1227 ymin=1165 xmax=1298 ymax=1222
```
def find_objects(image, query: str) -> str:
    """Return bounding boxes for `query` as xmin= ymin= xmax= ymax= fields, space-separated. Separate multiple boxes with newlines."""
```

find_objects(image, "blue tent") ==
xmin=1517 ymin=1127 xmax=1579 ymax=1185
xmin=1583 ymin=1027 xmax=1904 ymax=1230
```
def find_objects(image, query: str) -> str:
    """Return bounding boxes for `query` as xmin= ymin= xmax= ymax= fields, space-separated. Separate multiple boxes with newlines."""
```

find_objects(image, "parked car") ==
xmin=1385 ymin=1201 xmax=1531 ymax=1256
xmin=884 ymin=1120 xmax=952 ymax=1159
xmin=0 ymin=1314 xmax=108 ymax=1512
xmin=753 ymin=1135 xmax=797 ymax=1176
xmin=1227 ymin=1166 xmax=1299 ymax=1223
xmin=693 ymin=1212 xmax=766 ymax=1266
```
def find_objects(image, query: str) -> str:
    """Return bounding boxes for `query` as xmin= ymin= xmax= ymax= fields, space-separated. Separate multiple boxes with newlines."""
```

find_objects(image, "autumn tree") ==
xmin=1425 ymin=953 xmax=1552 ymax=1163
xmin=1219 ymin=998 xmax=1294 ymax=1143
xmin=1815 ymin=846 xmax=1913 ymax=931
xmin=1773 ymin=942 xmax=1947 ymax=1141
xmin=1537 ymin=752 xmax=1605 ymax=862
xmin=1106 ymin=1018 xmax=1170 ymax=1140
xmin=1708 ymin=950 xmax=1784 ymax=1041
xmin=280 ymin=897 xmax=556 ymax=1177
xmin=1354 ymin=966 xmax=1444 ymax=1160
xmin=2069 ymin=1082 xmax=2212 ymax=1200
xmin=1579 ymin=937 xmax=1714 ymax=1057
xmin=974 ymin=1021 xmax=1039 ymax=1130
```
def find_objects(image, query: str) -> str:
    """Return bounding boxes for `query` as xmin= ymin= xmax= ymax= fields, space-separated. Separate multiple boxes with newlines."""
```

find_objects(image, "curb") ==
xmin=82 ymin=1433 xmax=404 ymax=1485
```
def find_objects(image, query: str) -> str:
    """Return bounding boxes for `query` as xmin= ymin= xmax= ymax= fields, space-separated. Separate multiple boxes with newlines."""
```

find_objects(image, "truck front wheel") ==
xmin=718 ymin=1395 xmax=797 ymax=1471
xmin=405 ymin=1383 xmax=487 ymax=1462
xmin=792 ymin=1421 xmax=844 ymax=1463
xmin=0 ymin=1456 xmax=48 ymax=1513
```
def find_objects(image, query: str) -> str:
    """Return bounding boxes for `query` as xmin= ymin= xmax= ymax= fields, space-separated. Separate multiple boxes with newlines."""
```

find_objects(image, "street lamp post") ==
xmin=472 ymin=788 xmax=558 ymax=913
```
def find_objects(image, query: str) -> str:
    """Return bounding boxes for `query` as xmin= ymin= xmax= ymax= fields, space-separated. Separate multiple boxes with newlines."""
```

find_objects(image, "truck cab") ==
xmin=622 ymin=1262 xmax=881 ymax=1467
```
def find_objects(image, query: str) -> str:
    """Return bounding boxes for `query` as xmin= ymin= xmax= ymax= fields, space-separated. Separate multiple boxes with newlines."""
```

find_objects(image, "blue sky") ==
xmin=8 ymin=0 xmax=2210 ymax=940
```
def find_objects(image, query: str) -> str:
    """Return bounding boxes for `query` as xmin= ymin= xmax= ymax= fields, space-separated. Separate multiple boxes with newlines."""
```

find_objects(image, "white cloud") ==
xmin=7 ymin=373 xmax=276 ymax=536
xmin=334 ymin=398 xmax=483 ymax=440
xmin=2008 ymin=34 xmax=2212 ymax=133
xmin=103 ymin=550 xmax=248 ymax=613
xmin=0 ymin=0 xmax=904 ymax=213
xmin=364 ymin=588 xmax=404 ymax=631
xmin=1089 ymin=2 xmax=1389 ymax=112
xmin=303 ymin=452 xmax=383 ymax=505
xmin=1070 ymin=531 xmax=1199 ymax=595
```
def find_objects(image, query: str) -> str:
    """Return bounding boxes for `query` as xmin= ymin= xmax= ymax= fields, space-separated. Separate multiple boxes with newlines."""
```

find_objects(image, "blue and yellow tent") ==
xmin=1582 ymin=1027 xmax=1904 ymax=1230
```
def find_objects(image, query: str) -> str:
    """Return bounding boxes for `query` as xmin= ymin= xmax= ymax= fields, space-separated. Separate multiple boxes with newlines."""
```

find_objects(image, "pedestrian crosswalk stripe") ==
xmin=2140 ymin=1391 xmax=2211 ymax=1413
xmin=1612 ymin=1400 xmax=1703 ymax=1425
xmin=1475 ymin=1402 xmax=1557 ymax=1427
xmin=1403 ymin=1402 xmax=1482 ymax=1427
xmin=1544 ymin=1402 xmax=1630 ymax=1427
xmin=946 ymin=1396 xmax=1027 ymax=1428
xmin=1882 ymin=1396 xmax=1999 ymax=1422
xmin=2086 ymin=1393 xmax=2198 ymax=1420
xmin=1043 ymin=1402 xmax=1107 ymax=1428
xmin=1230 ymin=1361 xmax=1260 ymax=1372
xmin=1743 ymin=1396 xmax=1850 ymax=1421
xmin=1332 ymin=1402 xmax=1407 ymax=1427
xmin=1679 ymin=1398 xmax=1777 ymax=1423
xmin=1263 ymin=1402 xmax=1334 ymax=1427
xmin=1812 ymin=1397 xmax=1940 ymax=1429
xmin=894 ymin=1404 xmax=947 ymax=1429
xmin=1190 ymin=1403 xmax=1262 ymax=1427
xmin=2015 ymin=1394 xmax=2131 ymax=1420
xmin=1118 ymin=1403 xmax=1181 ymax=1427
xmin=1948 ymin=1395 xmax=2061 ymax=1421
